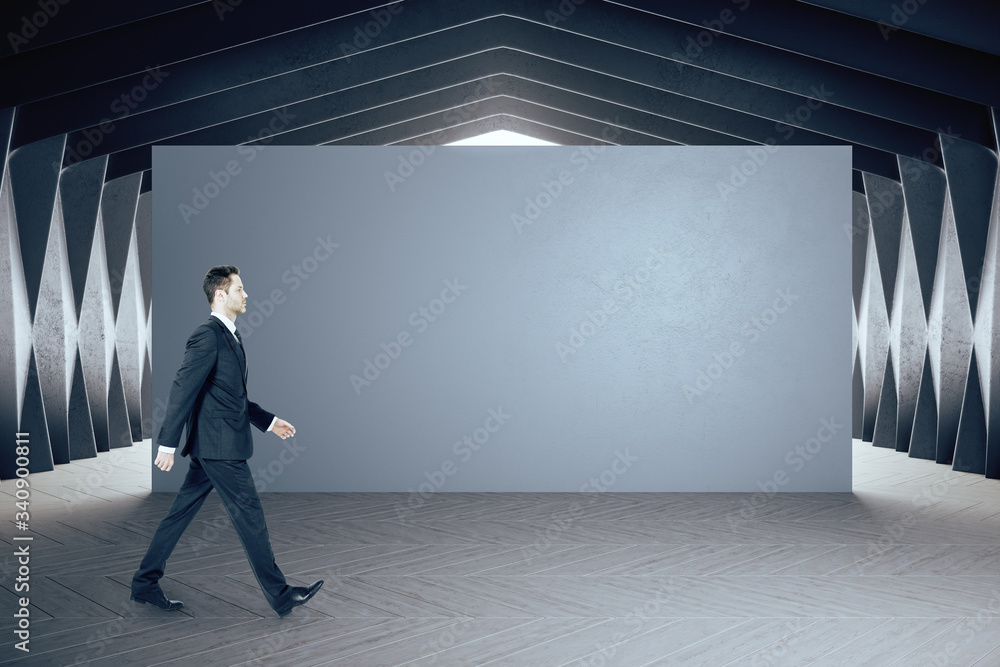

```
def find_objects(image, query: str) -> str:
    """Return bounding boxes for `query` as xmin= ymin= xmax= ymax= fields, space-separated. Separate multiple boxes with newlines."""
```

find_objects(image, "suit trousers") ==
xmin=131 ymin=456 xmax=291 ymax=610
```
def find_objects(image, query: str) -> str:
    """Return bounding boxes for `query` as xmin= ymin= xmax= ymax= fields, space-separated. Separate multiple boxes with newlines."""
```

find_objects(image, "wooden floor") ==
xmin=2 ymin=441 xmax=1000 ymax=666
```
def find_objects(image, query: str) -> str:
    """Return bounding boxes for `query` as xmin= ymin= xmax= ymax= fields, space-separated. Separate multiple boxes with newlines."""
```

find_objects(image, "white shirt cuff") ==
xmin=267 ymin=416 xmax=277 ymax=432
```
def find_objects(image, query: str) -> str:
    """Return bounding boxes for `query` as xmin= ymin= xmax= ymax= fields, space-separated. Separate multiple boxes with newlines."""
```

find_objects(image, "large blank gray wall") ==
xmin=3 ymin=2 xmax=998 ymax=489
xmin=151 ymin=145 xmax=851 ymax=492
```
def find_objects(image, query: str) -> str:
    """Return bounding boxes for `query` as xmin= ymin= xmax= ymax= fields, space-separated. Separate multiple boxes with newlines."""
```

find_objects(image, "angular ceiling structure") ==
xmin=0 ymin=0 xmax=998 ymax=478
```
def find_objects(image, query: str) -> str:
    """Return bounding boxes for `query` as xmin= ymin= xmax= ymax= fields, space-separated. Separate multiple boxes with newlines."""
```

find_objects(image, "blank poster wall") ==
xmin=152 ymin=145 xmax=852 ymax=492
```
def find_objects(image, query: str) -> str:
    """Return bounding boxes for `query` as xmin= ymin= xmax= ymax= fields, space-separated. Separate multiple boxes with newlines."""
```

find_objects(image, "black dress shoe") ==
xmin=275 ymin=580 xmax=323 ymax=618
xmin=130 ymin=589 xmax=184 ymax=610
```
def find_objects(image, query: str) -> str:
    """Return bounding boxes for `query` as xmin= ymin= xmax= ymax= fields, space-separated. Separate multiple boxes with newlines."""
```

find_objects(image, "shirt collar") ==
xmin=211 ymin=311 xmax=237 ymax=335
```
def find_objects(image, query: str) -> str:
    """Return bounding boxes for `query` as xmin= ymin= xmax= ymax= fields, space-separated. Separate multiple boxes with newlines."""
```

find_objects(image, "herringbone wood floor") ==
xmin=2 ymin=441 xmax=1000 ymax=666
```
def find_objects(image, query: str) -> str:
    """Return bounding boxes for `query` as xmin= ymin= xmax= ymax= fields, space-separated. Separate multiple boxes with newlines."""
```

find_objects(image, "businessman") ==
xmin=131 ymin=265 xmax=322 ymax=618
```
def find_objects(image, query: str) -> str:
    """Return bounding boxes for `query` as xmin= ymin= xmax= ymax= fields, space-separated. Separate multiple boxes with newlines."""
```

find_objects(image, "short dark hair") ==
xmin=203 ymin=265 xmax=240 ymax=304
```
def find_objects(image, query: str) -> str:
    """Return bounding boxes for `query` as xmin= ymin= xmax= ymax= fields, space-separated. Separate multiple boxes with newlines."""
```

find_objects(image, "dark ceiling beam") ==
xmin=11 ymin=2 xmax=501 ymax=147
xmin=355 ymin=109 xmax=874 ymax=194
xmin=98 ymin=94 xmax=667 ymax=181
xmin=317 ymin=93 xmax=679 ymax=147
xmin=790 ymin=0 xmax=1000 ymax=56
xmin=494 ymin=49 xmax=943 ymax=164
xmin=99 ymin=84 xmax=677 ymax=174
xmin=97 ymin=71 xmax=900 ymax=185
xmin=12 ymin=2 xmax=993 ymax=151
xmin=324 ymin=97 xmax=672 ymax=148
xmin=0 ymin=0 xmax=206 ymax=58
xmin=400 ymin=115 xmax=613 ymax=147
xmin=323 ymin=96 xmax=879 ymax=194
xmin=507 ymin=2 xmax=994 ymax=147
xmin=0 ymin=0 xmax=411 ymax=108
xmin=504 ymin=27 xmax=952 ymax=163
xmin=106 ymin=147 xmax=152 ymax=184
xmin=8 ymin=0 xmax=993 ymax=113
xmin=63 ymin=47 xmax=903 ymax=180
xmin=607 ymin=0 xmax=1000 ymax=105
xmin=9 ymin=0 xmax=983 ymax=195
xmin=221 ymin=82 xmax=903 ymax=181
xmin=53 ymin=15 xmax=956 ymax=173
xmin=63 ymin=53 xmax=508 ymax=159
xmin=68 ymin=51 xmax=751 ymax=161
xmin=107 ymin=114 xmax=593 ymax=187
xmin=481 ymin=77 xmax=751 ymax=146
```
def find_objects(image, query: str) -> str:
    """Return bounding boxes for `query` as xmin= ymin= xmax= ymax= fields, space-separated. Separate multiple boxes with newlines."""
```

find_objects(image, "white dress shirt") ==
xmin=157 ymin=312 xmax=277 ymax=454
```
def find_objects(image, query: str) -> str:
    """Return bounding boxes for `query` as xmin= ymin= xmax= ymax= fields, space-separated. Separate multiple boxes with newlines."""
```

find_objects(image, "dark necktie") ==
xmin=233 ymin=329 xmax=247 ymax=379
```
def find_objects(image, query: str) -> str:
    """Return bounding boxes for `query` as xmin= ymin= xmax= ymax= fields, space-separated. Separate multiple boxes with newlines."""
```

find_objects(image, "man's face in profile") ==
xmin=219 ymin=273 xmax=247 ymax=316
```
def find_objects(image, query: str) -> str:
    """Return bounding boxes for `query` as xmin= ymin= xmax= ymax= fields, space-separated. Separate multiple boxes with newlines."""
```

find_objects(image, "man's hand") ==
xmin=154 ymin=451 xmax=174 ymax=472
xmin=272 ymin=418 xmax=296 ymax=439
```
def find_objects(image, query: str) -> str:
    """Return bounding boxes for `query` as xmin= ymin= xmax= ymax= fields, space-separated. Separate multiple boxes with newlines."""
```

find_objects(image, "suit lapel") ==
xmin=210 ymin=317 xmax=248 ymax=390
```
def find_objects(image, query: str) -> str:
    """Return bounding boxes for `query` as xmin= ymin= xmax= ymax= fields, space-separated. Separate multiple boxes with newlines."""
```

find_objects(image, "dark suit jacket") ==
xmin=158 ymin=316 xmax=275 ymax=460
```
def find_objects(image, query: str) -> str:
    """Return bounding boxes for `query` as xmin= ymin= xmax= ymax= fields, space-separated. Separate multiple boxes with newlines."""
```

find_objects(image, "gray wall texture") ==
xmin=152 ymin=144 xmax=851 ymax=492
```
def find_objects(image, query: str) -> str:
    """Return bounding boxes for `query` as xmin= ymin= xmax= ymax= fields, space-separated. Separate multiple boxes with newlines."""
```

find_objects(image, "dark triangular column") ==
xmin=908 ymin=348 xmax=938 ymax=461
xmin=872 ymin=347 xmax=897 ymax=449
xmin=953 ymin=349 xmax=987 ymax=474
xmin=68 ymin=349 xmax=98 ymax=460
